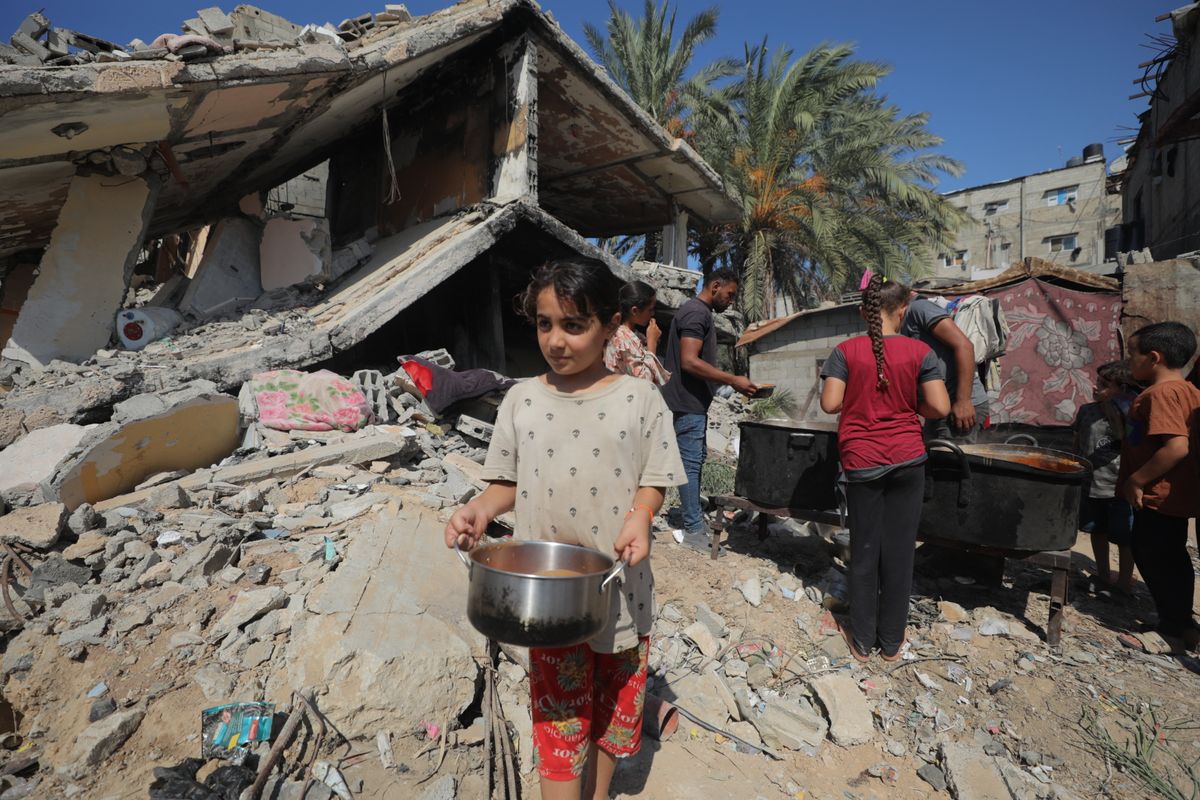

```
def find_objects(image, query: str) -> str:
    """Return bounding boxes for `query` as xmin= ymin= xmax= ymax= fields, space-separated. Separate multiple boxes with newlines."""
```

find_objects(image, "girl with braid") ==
xmin=820 ymin=272 xmax=950 ymax=661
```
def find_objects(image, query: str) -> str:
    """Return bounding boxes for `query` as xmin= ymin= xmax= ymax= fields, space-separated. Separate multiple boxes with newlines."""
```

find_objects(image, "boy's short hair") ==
xmin=1130 ymin=322 xmax=1197 ymax=368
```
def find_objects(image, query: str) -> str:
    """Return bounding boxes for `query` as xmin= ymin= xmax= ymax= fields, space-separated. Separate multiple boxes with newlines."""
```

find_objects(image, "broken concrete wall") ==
xmin=267 ymin=159 xmax=328 ymax=218
xmin=177 ymin=217 xmax=263 ymax=318
xmin=50 ymin=382 xmax=241 ymax=510
xmin=2 ymin=172 xmax=160 ymax=367
xmin=1120 ymin=258 xmax=1200 ymax=344
xmin=0 ymin=422 xmax=91 ymax=505
xmin=260 ymin=216 xmax=331 ymax=290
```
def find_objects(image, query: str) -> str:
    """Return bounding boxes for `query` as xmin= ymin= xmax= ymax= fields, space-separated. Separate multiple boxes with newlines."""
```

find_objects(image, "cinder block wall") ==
xmin=747 ymin=306 xmax=864 ymax=420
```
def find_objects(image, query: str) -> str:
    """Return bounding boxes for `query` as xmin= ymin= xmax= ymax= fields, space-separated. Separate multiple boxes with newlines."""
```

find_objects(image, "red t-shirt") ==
xmin=821 ymin=335 xmax=942 ymax=474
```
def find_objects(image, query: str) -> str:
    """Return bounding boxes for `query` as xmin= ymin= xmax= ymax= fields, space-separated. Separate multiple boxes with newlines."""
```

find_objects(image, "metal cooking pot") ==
xmin=920 ymin=440 xmax=1092 ymax=552
xmin=455 ymin=539 xmax=625 ymax=647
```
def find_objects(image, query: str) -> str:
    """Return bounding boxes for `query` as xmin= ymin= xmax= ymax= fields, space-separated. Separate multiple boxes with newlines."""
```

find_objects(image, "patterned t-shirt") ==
xmin=481 ymin=374 xmax=686 ymax=653
xmin=604 ymin=324 xmax=671 ymax=386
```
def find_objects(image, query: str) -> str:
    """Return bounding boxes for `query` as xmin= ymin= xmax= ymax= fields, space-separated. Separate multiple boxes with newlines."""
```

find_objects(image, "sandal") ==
xmin=880 ymin=637 xmax=908 ymax=663
xmin=839 ymin=621 xmax=871 ymax=663
xmin=1118 ymin=630 xmax=1183 ymax=655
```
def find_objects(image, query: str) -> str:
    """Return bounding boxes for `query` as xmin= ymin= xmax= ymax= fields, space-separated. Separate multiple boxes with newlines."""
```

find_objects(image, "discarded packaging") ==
xmin=201 ymin=701 xmax=274 ymax=761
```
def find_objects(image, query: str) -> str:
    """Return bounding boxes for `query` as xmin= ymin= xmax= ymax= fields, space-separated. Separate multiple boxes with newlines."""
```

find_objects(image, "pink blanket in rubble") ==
xmin=249 ymin=369 xmax=373 ymax=432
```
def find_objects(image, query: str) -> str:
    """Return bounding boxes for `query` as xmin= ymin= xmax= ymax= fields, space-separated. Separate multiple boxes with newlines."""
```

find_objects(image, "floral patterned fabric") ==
xmin=604 ymin=324 xmax=671 ymax=386
xmin=989 ymin=279 xmax=1122 ymax=426
xmin=248 ymin=369 xmax=373 ymax=432
xmin=529 ymin=637 xmax=649 ymax=781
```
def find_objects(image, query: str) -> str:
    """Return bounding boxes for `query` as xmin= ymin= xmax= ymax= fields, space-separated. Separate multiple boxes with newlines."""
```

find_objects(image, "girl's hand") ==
xmin=646 ymin=319 xmax=662 ymax=352
xmin=614 ymin=516 xmax=652 ymax=567
xmin=445 ymin=503 xmax=490 ymax=550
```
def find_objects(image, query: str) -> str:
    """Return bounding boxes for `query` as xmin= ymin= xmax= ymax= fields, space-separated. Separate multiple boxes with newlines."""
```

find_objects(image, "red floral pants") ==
xmin=529 ymin=637 xmax=649 ymax=781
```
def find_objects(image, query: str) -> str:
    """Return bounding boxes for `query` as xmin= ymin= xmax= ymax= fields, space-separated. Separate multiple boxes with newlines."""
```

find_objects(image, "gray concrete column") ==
xmin=2 ymin=171 xmax=160 ymax=367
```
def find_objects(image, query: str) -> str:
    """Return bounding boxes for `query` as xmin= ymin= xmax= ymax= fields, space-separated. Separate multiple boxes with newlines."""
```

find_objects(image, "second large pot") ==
xmin=457 ymin=540 xmax=624 ymax=648
xmin=920 ymin=441 xmax=1092 ymax=551
xmin=735 ymin=419 xmax=840 ymax=510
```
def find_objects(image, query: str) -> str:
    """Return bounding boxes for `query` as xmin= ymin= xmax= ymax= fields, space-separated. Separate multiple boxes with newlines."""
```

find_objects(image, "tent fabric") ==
xmin=987 ymin=278 xmax=1123 ymax=427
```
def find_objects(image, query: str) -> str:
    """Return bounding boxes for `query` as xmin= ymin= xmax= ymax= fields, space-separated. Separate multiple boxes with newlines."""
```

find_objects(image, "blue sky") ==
xmin=3 ymin=0 xmax=1159 ymax=192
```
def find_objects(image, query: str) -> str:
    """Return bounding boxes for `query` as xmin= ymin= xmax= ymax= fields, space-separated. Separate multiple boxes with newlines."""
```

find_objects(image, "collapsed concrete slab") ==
xmin=0 ymin=423 xmax=91 ymax=504
xmin=274 ymin=504 xmax=481 ymax=740
xmin=50 ymin=384 xmax=241 ymax=510
xmin=178 ymin=217 xmax=263 ymax=318
xmin=260 ymin=216 xmax=330 ymax=290
xmin=0 ymin=502 xmax=68 ymax=549
xmin=2 ymin=173 xmax=160 ymax=368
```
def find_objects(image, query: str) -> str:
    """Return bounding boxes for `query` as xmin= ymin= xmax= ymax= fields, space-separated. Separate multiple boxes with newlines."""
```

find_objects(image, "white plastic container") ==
xmin=115 ymin=307 xmax=183 ymax=350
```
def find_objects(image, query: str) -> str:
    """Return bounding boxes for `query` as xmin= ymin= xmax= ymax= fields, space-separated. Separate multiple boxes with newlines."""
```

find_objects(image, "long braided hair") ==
xmin=862 ymin=273 xmax=914 ymax=391
xmin=863 ymin=273 xmax=889 ymax=391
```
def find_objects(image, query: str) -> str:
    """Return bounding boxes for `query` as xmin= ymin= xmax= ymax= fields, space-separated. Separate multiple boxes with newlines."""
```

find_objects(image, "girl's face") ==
xmin=629 ymin=300 xmax=656 ymax=328
xmin=535 ymin=287 xmax=616 ymax=376
xmin=1094 ymin=377 xmax=1118 ymax=402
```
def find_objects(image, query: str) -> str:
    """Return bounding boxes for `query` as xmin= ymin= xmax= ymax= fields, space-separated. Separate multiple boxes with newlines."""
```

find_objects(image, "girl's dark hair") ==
xmin=516 ymin=257 xmax=623 ymax=324
xmin=862 ymin=273 xmax=913 ymax=391
xmin=617 ymin=280 xmax=657 ymax=319
xmin=1096 ymin=360 xmax=1138 ymax=392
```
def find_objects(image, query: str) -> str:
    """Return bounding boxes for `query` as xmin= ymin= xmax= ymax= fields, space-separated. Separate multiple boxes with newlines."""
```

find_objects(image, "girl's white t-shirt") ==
xmin=481 ymin=374 xmax=686 ymax=653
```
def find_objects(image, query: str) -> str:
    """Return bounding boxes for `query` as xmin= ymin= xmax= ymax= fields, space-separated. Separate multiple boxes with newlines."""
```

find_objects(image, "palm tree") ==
xmin=692 ymin=41 xmax=966 ymax=321
xmin=584 ymin=0 xmax=734 ymax=138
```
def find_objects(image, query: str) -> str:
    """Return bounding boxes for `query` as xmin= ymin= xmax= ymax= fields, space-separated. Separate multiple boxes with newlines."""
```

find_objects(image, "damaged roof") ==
xmin=0 ymin=0 xmax=740 ymax=260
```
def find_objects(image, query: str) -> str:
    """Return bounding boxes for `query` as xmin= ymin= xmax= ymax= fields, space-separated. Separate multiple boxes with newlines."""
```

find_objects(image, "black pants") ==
xmin=1131 ymin=508 xmax=1194 ymax=636
xmin=845 ymin=463 xmax=925 ymax=655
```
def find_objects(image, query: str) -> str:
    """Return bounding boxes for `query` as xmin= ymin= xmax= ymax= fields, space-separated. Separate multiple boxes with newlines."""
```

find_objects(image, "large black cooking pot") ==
xmin=920 ymin=440 xmax=1091 ymax=552
xmin=735 ymin=420 xmax=840 ymax=510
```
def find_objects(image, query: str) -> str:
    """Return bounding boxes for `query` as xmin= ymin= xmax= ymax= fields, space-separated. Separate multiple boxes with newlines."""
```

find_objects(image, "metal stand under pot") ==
xmin=712 ymin=428 xmax=1088 ymax=648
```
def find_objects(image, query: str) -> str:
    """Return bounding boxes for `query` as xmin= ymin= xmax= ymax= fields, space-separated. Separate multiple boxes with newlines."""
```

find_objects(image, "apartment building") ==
xmin=931 ymin=146 xmax=1120 ymax=280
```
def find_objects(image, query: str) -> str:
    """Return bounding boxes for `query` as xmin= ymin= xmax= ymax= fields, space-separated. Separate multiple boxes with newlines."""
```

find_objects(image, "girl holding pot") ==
xmin=445 ymin=257 xmax=685 ymax=799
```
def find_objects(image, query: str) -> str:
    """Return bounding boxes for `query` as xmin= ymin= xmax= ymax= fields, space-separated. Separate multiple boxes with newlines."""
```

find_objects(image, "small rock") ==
xmin=886 ymin=738 xmax=906 ymax=757
xmin=54 ymin=592 xmax=107 ymax=624
xmin=1020 ymin=750 xmax=1043 ymax=766
xmin=113 ymin=603 xmax=152 ymax=634
xmin=419 ymin=775 xmax=457 ymax=800
xmin=978 ymin=618 xmax=1010 ymax=636
xmin=148 ymin=483 xmax=191 ymax=510
xmin=194 ymin=664 xmax=234 ymax=702
xmin=242 ymin=640 xmax=275 ymax=669
xmin=63 ymin=533 xmax=107 ymax=560
xmin=683 ymin=621 xmax=720 ymax=658
xmin=88 ymin=697 xmax=117 ymax=723
xmin=938 ymin=600 xmax=969 ymax=623
xmin=693 ymin=603 xmax=728 ymax=638
xmin=246 ymin=564 xmax=271 ymax=585
xmin=917 ymin=763 xmax=948 ymax=792
xmin=67 ymin=503 xmax=104 ymax=535
xmin=941 ymin=742 xmax=1010 ymax=800
xmin=170 ymin=632 xmax=205 ymax=649
xmin=71 ymin=708 xmax=144 ymax=767
xmin=724 ymin=659 xmax=748 ymax=679
xmin=951 ymin=626 xmax=975 ymax=642
xmin=211 ymin=586 xmax=287 ymax=636
xmin=746 ymin=662 xmax=773 ymax=690
xmin=737 ymin=576 xmax=762 ymax=607
xmin=217 ymin=566 xmax=245 ymax=585
xmin=59 ymin=616 xmax=108 ymax=648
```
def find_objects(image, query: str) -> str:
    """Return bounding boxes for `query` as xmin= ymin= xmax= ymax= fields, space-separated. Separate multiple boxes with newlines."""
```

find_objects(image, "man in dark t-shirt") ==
xmin=900 ymin=297 xmax=989 ymax=441
xmin=661 ymin=268 xmax=757 ymax=551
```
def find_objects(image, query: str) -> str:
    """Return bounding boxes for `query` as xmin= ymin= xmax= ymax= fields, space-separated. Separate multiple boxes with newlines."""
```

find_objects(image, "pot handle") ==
xmin=600 ymin=558 xmax=627 ymax=592
xmin=1005 ymin=433 xmax=1038 ymax=447
xmin=452 ymin=538 xmax=472 ymax=573
xmin=927 ymin=439 xmax=972 ymax=508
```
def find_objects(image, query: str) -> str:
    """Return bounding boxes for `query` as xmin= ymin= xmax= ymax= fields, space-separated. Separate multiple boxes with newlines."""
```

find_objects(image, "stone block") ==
xmin=941 ymin=742 xmax=1011 ymax=800
xmin=70 ymin=708 xmax=144 ymax=768
xmin=0 ymin=502 xmax=68 ymax=549
xmin=0 ymin=423 xmax=90 ymax=502
xmin=810 ymin=672 xmax=874 ymax=746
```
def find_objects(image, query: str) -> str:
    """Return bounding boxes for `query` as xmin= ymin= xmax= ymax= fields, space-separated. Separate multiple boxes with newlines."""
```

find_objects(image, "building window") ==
xmin=1046 ymin=234 xmax=1078 ymax=253
xmin=1044 ymin=186 xmax=1078 ymax=206
xmin=941 ymin=250 xmax=968 ymax=269
xmin=984 ymin=200 xmax=1009 ymax=215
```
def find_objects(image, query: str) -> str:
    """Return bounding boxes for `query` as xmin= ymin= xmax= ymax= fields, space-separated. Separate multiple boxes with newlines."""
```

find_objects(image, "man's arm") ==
xmin=1123 ymin=435 xmax=1189 ymax=510
xmin=928 ymin=317 xmax=978 ymax=431
xmin=678 ymin=337 xmax=757 ymax=396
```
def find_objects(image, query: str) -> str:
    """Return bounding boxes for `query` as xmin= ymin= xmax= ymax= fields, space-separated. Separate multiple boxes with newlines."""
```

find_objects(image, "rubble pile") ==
xmin=1 ymin=4 xmax=419 ymax=67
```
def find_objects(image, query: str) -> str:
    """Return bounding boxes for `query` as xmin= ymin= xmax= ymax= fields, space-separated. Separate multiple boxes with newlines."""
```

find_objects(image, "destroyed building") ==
xmin=0 ymin=0 xmax=739 ymax=446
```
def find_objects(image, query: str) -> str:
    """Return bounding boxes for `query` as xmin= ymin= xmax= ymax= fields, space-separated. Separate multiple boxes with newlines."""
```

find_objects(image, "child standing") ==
xmin=1117 ymin=321 xmax=1200 ymax=649
xmin=1074 ymin=361 xmax=1139 ymax=596
xmin=820 ymin=272 xmax=950 ymax=661
xmin=444 ymin=258 xmax=685 ymax=799
xmin=604 ymin=280 xmax=671 ymax=385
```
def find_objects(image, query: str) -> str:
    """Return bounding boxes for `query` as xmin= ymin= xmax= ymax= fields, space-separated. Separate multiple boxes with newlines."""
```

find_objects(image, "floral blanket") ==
xmin=988 ymin=279 xmax=1122 ymax=426
xmin=249 ymin=369 xmax=374 ymax=432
